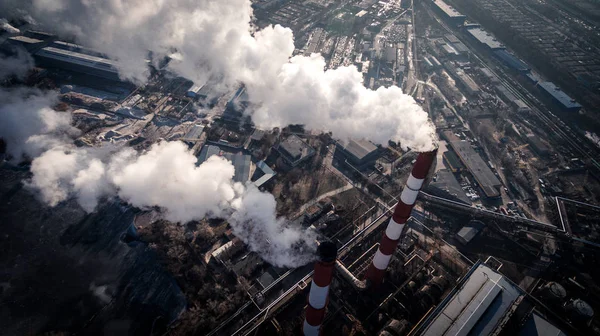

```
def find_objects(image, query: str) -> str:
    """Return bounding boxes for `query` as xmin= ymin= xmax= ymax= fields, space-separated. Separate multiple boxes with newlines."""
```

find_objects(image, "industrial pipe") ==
xmin=303 ymin=241 xmax=337 ymax=336
xmin=365 ymin=150 xmax=437 ymax=286
xmin=335 ymin=260 xmax=367 ymax=291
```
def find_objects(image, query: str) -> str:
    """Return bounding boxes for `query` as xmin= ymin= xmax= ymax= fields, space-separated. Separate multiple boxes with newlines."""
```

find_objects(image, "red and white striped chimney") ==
xmin=304 ymin=241 xmax=337 ymax=336
xmin=365 ymin=150 xmax=437 ymax=286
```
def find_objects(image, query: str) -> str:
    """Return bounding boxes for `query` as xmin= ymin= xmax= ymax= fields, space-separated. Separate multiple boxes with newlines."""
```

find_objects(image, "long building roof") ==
xmin=449 ymin=141 xmax=501 ymax=198
xmin=421 ymin=262 xmax=522 ymax=336
xmin=433 ymin=0 xmax=466 ymax=18
xmin=466 ymin=28 xmax=504 ymax=50
xmin=538 ymin=81 xmax=582 ymax=110
xmin=35 ymin=46 xmax=119 ymax=74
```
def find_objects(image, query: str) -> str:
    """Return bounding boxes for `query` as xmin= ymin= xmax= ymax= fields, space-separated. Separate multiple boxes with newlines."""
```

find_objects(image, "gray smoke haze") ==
xmin=0 ymin=47 xmax=34 ymax=80
xmin=0 ymin=0 xmax=436 ymax=150
xmin=231 ymin=186 xmax=317 ymax=267
xmin=0 ymin=87 xmax=79 ymax=160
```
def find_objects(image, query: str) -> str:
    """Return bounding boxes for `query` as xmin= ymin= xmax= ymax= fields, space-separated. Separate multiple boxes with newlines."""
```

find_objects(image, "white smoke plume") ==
xmin=0 ymin=0 xmax=439 ymax=266
xmin=0 ymin=0 xmax=436 ymax=150
xmin=24 ymin=140 xmax=316 ymax=266
xmin=0 ymin=87 xmax=78 ymax=160
xmin=231 ymin=186 xmax=317 ymax=267
xmin=110 ymin=142 xmax=244 ymax=223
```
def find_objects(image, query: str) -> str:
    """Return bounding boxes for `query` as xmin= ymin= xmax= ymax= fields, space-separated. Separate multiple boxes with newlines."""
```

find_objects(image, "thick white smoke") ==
xmin=0 ymin=0 xmax=436 ymax=150
xmin=231 ymin=186 xmax=317 ymax=267
xmin=0 ymin=87 xmax=78 ymax=160
xmin=110 ymin=143 xmax=244 ymax=223
xmin=25 ymin=140 xmax=316 ymax=266
xmin=0 ymin=0 xmax=438 ymax=266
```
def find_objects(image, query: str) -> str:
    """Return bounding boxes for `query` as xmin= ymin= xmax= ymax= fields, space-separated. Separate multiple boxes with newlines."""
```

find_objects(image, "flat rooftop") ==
xmin=8 ymin=36 xmax=44 ymax=44
xmin=493 ymin=49 xmax=530 ymax=72
xmin=433 ymin=0 xmax=466 ymax=18
xmin=279 ymin=135 xmax=315 ymax=163
xmin=538 ymin=81 xmax=582 ymax=110
xmin=343 ymin=139 xmax=377 ymax=160
xmin=420 ymin=262 xmax=523 ymax=335
xmin=429 ymin=170 xmax=471 ymax=205
xmin=466 ymin=28 xmax=504 ymax=50
xmin=449 ymin=141 xmax=501 ymax=198
xmin=183 ymin=124 xmax=204 ymax=140
xmin=35 ymin=46 xmax=119 ymax=74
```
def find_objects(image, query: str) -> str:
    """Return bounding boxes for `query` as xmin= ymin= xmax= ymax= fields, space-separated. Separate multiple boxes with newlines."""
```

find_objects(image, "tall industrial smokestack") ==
xmin=365 ymin=150 xmax=437 ymax=286
xmin=304 ymin=241 xmax=337 ymax=336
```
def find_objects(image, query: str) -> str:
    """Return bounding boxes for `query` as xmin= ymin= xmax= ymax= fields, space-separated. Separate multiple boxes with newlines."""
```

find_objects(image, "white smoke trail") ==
xmin=0 ymin=0 xmax=439 ymax=266
xmin=0 ymin=86 xmax=315 ymax=266
xmin=0 ymin=87 xmax=78 ymax=160
xmin=26 ymin=141 xmax=316 ymax=266
xmin=0 ymin=0 xmax=436 ymax=150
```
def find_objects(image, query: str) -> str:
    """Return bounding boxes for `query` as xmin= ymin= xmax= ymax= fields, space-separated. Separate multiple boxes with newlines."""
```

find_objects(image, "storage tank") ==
xmin=541 ymin=282 xmax=567 ymax=303
xmin=384 ymin=319 xmax=409 ymax=336
xmin=565 ymin=298 xmax=594 ymax=326
xmin=430 ymin=275 xmax=448 ymax=294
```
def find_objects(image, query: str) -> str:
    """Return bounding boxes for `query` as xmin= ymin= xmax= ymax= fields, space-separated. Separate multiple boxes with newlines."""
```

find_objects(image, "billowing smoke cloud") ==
xmin=0 ymin=0 xmax=438 ymax=266
xmin=110 ymin=142 xmax=244 ymax=223
xmin=0 ymin=0 xmax=436 ymax=150
xmin=24 ymin=140 xmax=316 ymax=266
xmin=0 ymin=87 xmax=79 ymax=160
xmin=231 ymin=186 xmax=317 ymax=267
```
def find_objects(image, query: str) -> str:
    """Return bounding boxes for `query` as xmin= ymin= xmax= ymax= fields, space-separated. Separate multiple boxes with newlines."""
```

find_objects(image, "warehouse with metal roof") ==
xmin=494 ymin=49 xmax=530 ymax=72
xmin=34 ymin=45 xmax=121 ymax=81
xmin=537 ymin=81 xmax=582 ymax=112
xmin=197 ymin=145 xmax=251 ymax=183
xmin=432 ymin=0 xmax=466 ymax=26
xmin=418 ymin=262 xmax=523 ymax=335
xmin=466 ymin=28 xmax=505 ymax=50
xmin=336 ymin=138 xmax=380 ymax=168
xmin=449 ymin=140 xmax=501 ymax=198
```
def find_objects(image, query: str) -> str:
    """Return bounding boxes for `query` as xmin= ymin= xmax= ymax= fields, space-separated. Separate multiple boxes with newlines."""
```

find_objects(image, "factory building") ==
xmin=336 ymin=139 xmax=380 ymax=168
xmin=277 ymin=135 xmax=316 ymax=168
xmin=443 ymin=150 xmax=464 ymax=172
xmin=537 ymin=81 xmax=582 ymax=112
xmin=426 ymin=169 xmax=471 ymax=205
xmin=182 ymin=124 xmax=204 ymax=145
xmin=455 ymin=220 xmax=484 ymax=245
xmin=449 ymin=140 xmax=501 ymax=198
xmin=445 ymin=63 xmax=480 ymax=96
xmin=197 ymin=145 xmax=251 ymax=183
xmin=465 ymin=27 xmax=505 ymax=50
xmin=2 ymin=35 xmax=46 ymax=53
xmin=440 ymin=43 xmax=458 ymax=58
xmin=429 ymin=55 xmax=442 ymax=68
xmin=416 ymin=262 xmax=525 ymax=335
xmin=253 ymin=160 xmax=276 ymax=189
xmin=431 ymin=0 xmax=466 ymax=26
xmin=493 ymin=49 xmax=530 ymax=72
xmin=34 ymin=42 xmax=124 ymax=81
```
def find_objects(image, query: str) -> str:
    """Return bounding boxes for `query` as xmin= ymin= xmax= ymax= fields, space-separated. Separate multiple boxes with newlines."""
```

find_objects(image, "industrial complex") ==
xmin=2 ymin=0 xmax=600 ymax=335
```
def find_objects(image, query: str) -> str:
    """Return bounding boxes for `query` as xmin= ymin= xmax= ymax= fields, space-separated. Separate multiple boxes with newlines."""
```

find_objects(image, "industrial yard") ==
xmin=1 ymin=0 xmax=600 ymax=335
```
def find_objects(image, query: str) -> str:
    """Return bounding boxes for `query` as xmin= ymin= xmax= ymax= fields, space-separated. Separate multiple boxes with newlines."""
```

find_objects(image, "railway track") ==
xmin=421 ymin=2 xmax=600 ymax=173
